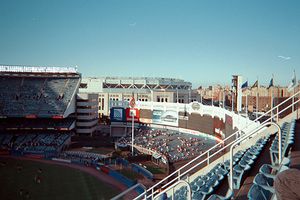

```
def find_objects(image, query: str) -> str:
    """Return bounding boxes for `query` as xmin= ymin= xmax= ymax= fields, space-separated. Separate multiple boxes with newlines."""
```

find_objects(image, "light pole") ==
xmin=129 ymin=96 xmax=136 ymax=156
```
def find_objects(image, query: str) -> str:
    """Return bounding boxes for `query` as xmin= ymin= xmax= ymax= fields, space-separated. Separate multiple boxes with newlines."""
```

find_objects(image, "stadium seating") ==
xmin=246 ymin=119 xmax=296 ymax=200
xmin=120 ymin=127 xmax=216 ymax=163
xmin=59 ymin=151 xmax=107 ymax=166
xmin=269 ymin=121 xmax=295 ymax=165
xmin=165 ymin=130 xmax=272 ymax=199
xmin=0 ymin=76 xmax=80 ymax=117
xmin=0 ymin=133 xmax=71 ymax=156
xmin=207 ymin=189 xmax=233 ymax=200
xmin=247 ymin=184 xmax=273 ymax=200
xmin=0 ymin=118 xmax=75 ymax=130
xmin=167 ymin=120 xmax=295 ymax=200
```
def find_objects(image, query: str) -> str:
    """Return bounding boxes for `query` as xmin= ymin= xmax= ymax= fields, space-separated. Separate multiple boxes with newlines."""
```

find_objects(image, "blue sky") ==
xmin=0 ymin=0 xmax=299 ymax=88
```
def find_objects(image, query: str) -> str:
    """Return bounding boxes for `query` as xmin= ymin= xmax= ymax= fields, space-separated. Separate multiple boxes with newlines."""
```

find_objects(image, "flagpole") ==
xmin=231 ymin=90 xmax=234 ymax=112
xmin=223 ymin=88 xmax=225 ymax=109
xmin=271 ymin=87 xmax=273 ymax=121
xmin=246 ymin=93 xmax=248 ymax=117
xmin=271 ymin=74 xmax=274 ymax=121
xmin=212 ymin=87 xmax=214 ymax=106
xmin=132 ymin=108 xmax=134 ymax=156
xmin=292 ymin=70 xmax=296 ymax=113
xmin=130 ymin=93 xmax=135 ymax=156
xmin=256 ymin=78 xmax=259 ymax=119
xmin=293 ymin=87 xmax=295 ymax=113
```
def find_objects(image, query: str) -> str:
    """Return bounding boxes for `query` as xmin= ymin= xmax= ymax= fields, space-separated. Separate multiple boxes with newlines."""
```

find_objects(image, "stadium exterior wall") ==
xmin=76 ymin=93 xmax=98 ymax=135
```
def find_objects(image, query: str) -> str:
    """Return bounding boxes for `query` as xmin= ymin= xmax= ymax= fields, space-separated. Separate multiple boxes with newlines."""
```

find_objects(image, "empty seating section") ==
xmin=168 ymin=123 xmax=291 ymax=199
xmin=269 ymin=121 xmax=295 ymax=165
xmin=166 ymin=120 xmax=297 ymax=200
xmin=247 ymin=120 xmax=296 ymax=200
xmin=231 ymin=137 xmax=268 ymax=189
xmin=0 ymin=133 xmax=71 ymax=154
xmin=0 ymin=76 xmax=80 ymax=117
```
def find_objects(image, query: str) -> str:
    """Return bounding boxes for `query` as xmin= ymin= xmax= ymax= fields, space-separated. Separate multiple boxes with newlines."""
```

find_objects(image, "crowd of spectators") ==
xmin=58 ymin=151 xmax=107 ymax=166
xmin=118 ymin=128 xmax=216 ymax=163
xmin=0 ymin=118 xmax=75 ymax=130
xmin=0 ymin=133 xmax=71 ymax=153
xmin=0 ymin=76 xmax=80 ymax=117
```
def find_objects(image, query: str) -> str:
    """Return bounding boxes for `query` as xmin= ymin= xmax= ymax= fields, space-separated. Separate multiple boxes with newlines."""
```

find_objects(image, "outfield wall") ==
xmin=111 ymin=102 xmax=259 ymax=149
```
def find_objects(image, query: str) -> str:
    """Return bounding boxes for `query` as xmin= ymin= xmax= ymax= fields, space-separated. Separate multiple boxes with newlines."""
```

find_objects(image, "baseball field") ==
xmin=0 ymin=157 xmax=120 ymax=200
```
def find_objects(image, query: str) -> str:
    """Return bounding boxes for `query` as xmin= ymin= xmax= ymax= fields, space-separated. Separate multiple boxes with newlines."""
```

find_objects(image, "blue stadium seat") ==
xmin=207 ymin=189 xmax=233 ymax=200
xmin=259 ymin=164 xmax=279 ymax=179
xmin=248 ymin=184 xmax=273 ymax=200
xmin=192 ymin=191 xmax=205 ymax=200
xmin=253 ymin=173 xmax=275 ymax=193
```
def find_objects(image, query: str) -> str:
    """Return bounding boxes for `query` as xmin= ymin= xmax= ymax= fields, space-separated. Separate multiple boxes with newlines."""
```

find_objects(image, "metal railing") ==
xmin=111 ymin=183 xmax=146 ymax=200
xmin=153 ymin=180 xmax=191 ymax=200
xmin=134 ymin=90 xmax=299 ymax=200
xmin=229 ymin=121 xmax=282 ymax=190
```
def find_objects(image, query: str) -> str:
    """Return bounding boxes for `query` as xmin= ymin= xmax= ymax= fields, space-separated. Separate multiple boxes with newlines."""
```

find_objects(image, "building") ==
xmin=76 ymin=93 xmax=98 ymax=135
xmin=79 ymin=77 xmax=199 ymax=117
xmin=241 ymin=85 xmax=297 ymax=112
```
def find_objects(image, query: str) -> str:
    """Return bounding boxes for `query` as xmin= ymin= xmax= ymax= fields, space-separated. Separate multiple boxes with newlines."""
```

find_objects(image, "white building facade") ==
xmin=79 ymin=77 xmax=198 ymax=117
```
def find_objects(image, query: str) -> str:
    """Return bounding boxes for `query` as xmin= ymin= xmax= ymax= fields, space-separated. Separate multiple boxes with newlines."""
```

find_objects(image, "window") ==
xmin=101 ymin=98 xmax=104 ymax=110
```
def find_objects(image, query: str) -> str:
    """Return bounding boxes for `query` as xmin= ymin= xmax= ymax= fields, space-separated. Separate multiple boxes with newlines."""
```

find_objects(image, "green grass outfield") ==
xmin=0 ymin=157 xmax=119 ymax=200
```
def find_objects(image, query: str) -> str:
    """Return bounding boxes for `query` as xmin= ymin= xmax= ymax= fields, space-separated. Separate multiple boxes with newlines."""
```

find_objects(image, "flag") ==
xmin=251 ymin=80 xmax=258 ymax=88
xmin=288 ymin=70 xmax=297 ymax=92
xmin=129 ymin=93 xmax=136 ymax=108
xmin=241 ymin=81 xmax=248 ymax=89
xmin=268 ymin=78 xmax=274 ymax=89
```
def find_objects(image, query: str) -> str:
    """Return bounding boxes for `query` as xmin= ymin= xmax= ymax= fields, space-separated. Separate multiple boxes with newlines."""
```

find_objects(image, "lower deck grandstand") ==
xmin=118 ymin=127 xmax=216 ymax=163
xmin=0 ymin=132 xmax=71 ymax=157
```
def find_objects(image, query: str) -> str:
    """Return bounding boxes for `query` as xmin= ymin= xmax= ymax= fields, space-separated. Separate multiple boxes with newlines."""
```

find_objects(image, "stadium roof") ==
xmin=0 ymin=65 xmax=78 ymax=74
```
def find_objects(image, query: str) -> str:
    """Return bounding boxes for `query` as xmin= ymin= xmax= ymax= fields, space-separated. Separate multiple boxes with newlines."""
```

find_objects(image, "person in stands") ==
xmin=157 ymin=188 xmax=168 ymax=200
xmin=274 ymin=168 xmax=300 ymax=200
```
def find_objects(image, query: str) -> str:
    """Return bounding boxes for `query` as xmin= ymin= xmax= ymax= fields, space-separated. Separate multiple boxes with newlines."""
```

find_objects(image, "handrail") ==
xmin=111 ymin=183 xmax=146 ymax=200
xmin=152 ymin=180 xmax=191 ymax=200
xmin=229 ymin=121 xmax=282 ymax=190
xmin=134 ymin=90 xmax=299 ymax=199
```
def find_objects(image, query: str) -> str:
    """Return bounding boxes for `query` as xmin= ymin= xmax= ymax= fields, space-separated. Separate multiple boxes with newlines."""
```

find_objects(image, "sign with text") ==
xmin=110 ymin=107 xmax=126 ymax=122
xmin=126 ymin=108 xmax=140 ymax=122
xmin=152 ymin=109 xmax=178 ymax=127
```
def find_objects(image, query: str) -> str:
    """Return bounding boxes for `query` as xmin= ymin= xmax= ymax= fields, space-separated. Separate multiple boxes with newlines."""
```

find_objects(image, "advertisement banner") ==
xmin=110 ymin=107 xmax=126 ymax=122
xmin=125 ymin=108 xmax=140 ymax=122
xmin=152 ymin=109 xmax=178 ymax=126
